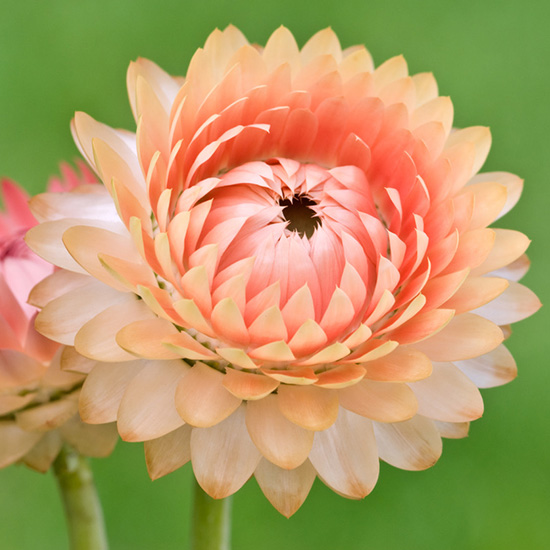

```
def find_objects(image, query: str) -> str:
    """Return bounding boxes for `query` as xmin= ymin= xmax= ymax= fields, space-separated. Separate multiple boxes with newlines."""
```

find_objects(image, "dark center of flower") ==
xmin=279 ymin=196 xmax=320 ymax=239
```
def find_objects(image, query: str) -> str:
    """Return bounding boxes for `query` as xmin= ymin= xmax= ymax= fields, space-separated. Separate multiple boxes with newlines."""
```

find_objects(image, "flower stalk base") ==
xmin=191 ymin=476 xmax=232 ymax=550
xmin=52 ymin=445 xmax=108 ymax=550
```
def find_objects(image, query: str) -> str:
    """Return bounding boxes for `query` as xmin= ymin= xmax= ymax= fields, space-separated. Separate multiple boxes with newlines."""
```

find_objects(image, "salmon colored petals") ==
xmin=23 ymin=26 xmax=540 ymax=515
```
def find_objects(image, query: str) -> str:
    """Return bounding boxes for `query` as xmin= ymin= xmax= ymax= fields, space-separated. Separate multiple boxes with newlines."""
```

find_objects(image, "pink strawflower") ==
xmin=27 ymin=27 xmax=540 ymax=515
xmin=0 ymin=166 xmax=117 ymax=471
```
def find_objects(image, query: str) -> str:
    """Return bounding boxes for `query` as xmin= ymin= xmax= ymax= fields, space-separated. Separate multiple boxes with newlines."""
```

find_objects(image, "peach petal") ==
xmin=175 ymin=362 xmax=242 ymax=428
xmin=390 ymin=309 xmax=455 ymax=345
xmin=260 ymin=366 xmax=317 ymax=385
xmin=216 ymin=348 xmax=259 ymax=370
xmin=246 ymin=395 xmax=314 ymax=469
xmin=314 ymin=364 xmax=366 ymax=389
xmin=415 ymin=313 xmax=503 ymax=362
xmin=248 ymin=306 xmax=288 ymax=345
xmin=472 ymin=229 xmax=530 ymax=276
xmin=342 ymin=324 xmax=372 ymax=349
xmin=162 ymin=331 xmax=218 ymax=361
xmin=441 ymin=228 xmax=495 ymax=274
xmin=211 ymin=297 xmax=249 ymax=345
xmin=191 ymin=406 xmax=261 ymax=498
xmin=288 ymin=319 xmax=328 ymax=357
xmin=60 ymin=346 xmax=97 ymax=375
xmin=409 ymin=362 xmax=484 ymax=422
xmin=339 ymin=379 xmax=418 ymax=422
xmin=144 ymin=424 xmax=192 ymax=480
xmin=309 ymin=408 xmax=379 ymax=499
xmin=443 ymin=276 xmax=509 ymax=314
xmin=173 ymin=298 xmax=215 ymax=337
xmin=277 ymin=385 xmax=339 ymax=431
xmin=344 ymin=338 xmax=399 ymax=363
xmin=362 ymin=346 xmax=432 ymax=382
xmin=249 ymin=341 xmax=296 ymax=363
xmin=255 ymin=459 xmax=316 ymax=518
xmin=296 ymin=343 xmax=350 ymax=367
xmin=116 ymin=318 xmax=182 ymax=360
xmin=263 ymin=26 xmax=300 ymax=74
xmin=222 ymin=369 xmax=279 ymax=400
xmin=0 ymin=421 xmax=42 ymax=468
xmin=455 ymin=344 xmax=517 ymax=388
xmin=411 ymin=72 xmax=438 ymax=106
xmin=80 ymin=361 xmax=144 ymax=424
xmin=374 ymin=415 xmax=442 ymax=470
xmin=445 ymin=126 xmax=491 ymax=177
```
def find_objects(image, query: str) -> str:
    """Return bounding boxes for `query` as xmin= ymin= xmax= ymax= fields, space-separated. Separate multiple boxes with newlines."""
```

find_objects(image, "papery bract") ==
xmin=0 ymin=165 xmax=117 ymax=471
xmin=27 ymin=27 xmax=540 ymax=515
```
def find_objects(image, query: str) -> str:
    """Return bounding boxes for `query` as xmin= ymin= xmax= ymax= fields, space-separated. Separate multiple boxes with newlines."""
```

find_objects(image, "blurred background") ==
xmin=0 ymin=0 xmax=548 ymax=548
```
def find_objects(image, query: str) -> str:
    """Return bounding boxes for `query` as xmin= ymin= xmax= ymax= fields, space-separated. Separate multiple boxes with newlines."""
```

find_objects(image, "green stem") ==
xmin=191 ymin=476 xmax=232 ymax=550
xmin=52 ymin=445 xmax=108 ymax=550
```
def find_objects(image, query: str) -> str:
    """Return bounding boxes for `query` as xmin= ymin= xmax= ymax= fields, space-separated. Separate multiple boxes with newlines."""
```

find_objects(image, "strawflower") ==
xmin=26 ymin=27 xmax=540 ymax=519
xmin=0 ymin=164 xmax=117 ymax=471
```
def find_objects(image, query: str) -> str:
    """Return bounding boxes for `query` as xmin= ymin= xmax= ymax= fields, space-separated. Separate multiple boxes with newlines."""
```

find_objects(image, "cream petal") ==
xmin=414 ymin=313 xmax=503 ymax=362
xmin=144 ymin=424 xmax=192 ymax=480
xmin=36 ymin=280 xmax=127 ymax=345
xmin=254 ymin=458 xmax=316 ymax=518
xmin=246 ymin=395 xmax=314 ymax=469
xmin=374 ymin=415 xmax=442 ymax=470
xmin=0 ymin=421 xmax=43 ymax=467
xmin=16 ymin=393 xmax=79 ymax=432
xmin=472 ymin=281 xmax=541 ymax=325
xmin=175 ymin=362 xmax=242 ymax=427
xmin=74 ymin=294 xmax=154 ymax=361
xmin=118 ymin=360 xmax=188 ymax=442
xmin=339 ymin=380 xmax=417 ymax=422
xmin=22 ymin=431 xmax=62 ymax=472
xmin=28 ymin=270 xmax=90 ymax=309
xmin=191 ymin=406 xmax=261 ymax=498
xmin=433 ymin=420 xmax=470 ymax=439
xmin=309 ymin=408 xmax=379 ymax=499
xmin=59 ymin=416 xmax=119 ymax=457
xmin=409 ymin=362 xmax=484 ymax=422
xmin=80 ymin=361 xmax=145 ymax=424
xmin=277 ymin=385 xmax=339 ymax=431
xmin=455 ymin=344 xmax=517 ymax=388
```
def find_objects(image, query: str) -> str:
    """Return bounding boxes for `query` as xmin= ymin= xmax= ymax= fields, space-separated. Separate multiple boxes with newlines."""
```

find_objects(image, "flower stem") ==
xmin=191 ymin=476 xmax=232 ymax=550
xmin=52 ymin=445 xmax=108 ymax=550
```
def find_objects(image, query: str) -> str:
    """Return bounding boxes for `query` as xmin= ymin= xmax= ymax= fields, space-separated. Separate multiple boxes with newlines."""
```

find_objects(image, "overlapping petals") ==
xmin=0 ymin=168 xmax=117 ymax=471
xmin=27 ymin=27 xmax=540 ymax=515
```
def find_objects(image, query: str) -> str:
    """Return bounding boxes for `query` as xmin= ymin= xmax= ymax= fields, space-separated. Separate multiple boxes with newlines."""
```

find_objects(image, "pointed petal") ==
xmin=246 ymin=395 xmax=314 ymax=469
xmin=254 ymin=458 xmax=316 ymax=517
xmin=175 ymin=362 xmax=241 ymax=427
xmin=191 ymin=406 xmax=261 ymax=498
xmin=309 ymin=408 xmax=379 ymax=498
xmin=144 ymin=424 xmax=192 ymax=480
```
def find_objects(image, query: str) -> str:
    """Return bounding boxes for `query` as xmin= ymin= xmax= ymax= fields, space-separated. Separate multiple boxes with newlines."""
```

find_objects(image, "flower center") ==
xmin=279 ymin=195 xmax=320 ymax=239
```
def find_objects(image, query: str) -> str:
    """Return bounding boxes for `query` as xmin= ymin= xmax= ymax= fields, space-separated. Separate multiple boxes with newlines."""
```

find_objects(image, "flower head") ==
xmin=27 ymin=27 xmax=540 ymax=515
xmin=0 ymin=165 xmax=117 ymax=471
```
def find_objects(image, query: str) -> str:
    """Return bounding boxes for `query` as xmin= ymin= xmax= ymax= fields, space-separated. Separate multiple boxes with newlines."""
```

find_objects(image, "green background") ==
xmin=0 ymin=0 xmax=548 ymax=548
